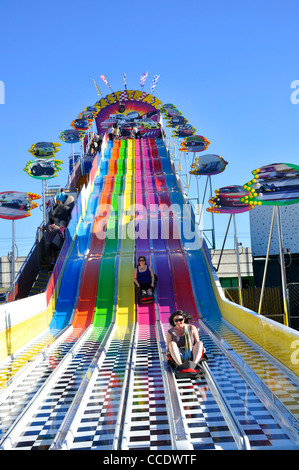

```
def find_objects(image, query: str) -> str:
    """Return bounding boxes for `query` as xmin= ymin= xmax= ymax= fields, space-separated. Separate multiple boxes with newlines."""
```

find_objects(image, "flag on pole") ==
xmin=101 ymin=75 xmax=112 ymax=90
xmin=120 ymin=90 xmax=128 ymax=101
xmin=140 ymin=71 xmax=149 ymax=88
xmin=123 ymin=73 xmax=127 ymax=90
xmin=93 ymin=79 xmax=102 ymax=96
xmin=151 ymin=75 xmax=160 ymax=93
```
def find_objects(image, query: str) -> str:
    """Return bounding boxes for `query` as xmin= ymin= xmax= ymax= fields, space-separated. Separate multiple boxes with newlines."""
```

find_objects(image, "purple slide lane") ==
xmin=146 ymin=138 xmax=199 ymax=323
xmin=142 ymin=139 xmax=177 ymax=328
xmin=135 ymin=139 xmax=156 ymax=326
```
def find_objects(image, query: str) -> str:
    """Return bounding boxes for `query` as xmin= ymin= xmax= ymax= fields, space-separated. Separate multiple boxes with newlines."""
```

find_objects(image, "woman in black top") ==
xmin=134 ymin=256 xmax=155 ymax=296
xmin=166 ymin=310 xmax=205 ymax=366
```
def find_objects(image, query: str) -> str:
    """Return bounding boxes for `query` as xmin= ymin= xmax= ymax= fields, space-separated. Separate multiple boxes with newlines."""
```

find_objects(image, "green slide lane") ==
xmin=93 ymin=140 xmax=128 ymax=328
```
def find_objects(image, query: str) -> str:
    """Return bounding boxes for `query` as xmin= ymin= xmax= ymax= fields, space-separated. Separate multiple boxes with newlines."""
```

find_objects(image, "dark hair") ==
xmin=49 ymin=217 xmax=56 ymax=224
xmin=168 ymin=310 xmax=192 ymax=327
xmin=137 ymin=256 xmax=147 ymax=266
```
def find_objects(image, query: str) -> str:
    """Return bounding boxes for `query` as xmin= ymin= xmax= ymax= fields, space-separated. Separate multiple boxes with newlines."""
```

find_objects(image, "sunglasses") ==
xmin=174 ymin=318 xmax=184 ymax=323
xmin=139 ymin=259 xmax=145 ymax=262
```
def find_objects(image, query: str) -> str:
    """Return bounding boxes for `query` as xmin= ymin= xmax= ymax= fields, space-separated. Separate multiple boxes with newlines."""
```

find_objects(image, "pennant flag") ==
xmin=151 ymin=75 xmax=160 ymax=93
xmin=119 ymin=90 xmax=128 ymax=102
xmin=140 ymin=71 xmax=149 ymax=88
xmin=101 ymin=74 xmax=112 ymax=90
xmin=124 ymin=73 xmax=127 ymax=90
xmin=93 ymin=79 xmax=102 ymax=96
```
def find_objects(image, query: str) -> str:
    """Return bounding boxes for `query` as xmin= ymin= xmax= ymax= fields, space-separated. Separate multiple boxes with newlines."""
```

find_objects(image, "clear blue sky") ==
xmin=0 ymin=0 xmax=299 ymax=258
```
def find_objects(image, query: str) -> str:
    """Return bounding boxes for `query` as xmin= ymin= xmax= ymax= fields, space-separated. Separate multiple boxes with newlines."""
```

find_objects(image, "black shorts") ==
xmin=139 ymin=282 xmax=152 ymax=291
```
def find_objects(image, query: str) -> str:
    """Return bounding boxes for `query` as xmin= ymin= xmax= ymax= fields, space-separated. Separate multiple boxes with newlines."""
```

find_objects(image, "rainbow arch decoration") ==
xmin=94 ymin=89 xmax=163 ymax=138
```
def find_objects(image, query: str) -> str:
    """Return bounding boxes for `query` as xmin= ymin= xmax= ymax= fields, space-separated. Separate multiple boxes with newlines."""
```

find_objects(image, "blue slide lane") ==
xmin=156 ymin=140 xmax=221 ymax=322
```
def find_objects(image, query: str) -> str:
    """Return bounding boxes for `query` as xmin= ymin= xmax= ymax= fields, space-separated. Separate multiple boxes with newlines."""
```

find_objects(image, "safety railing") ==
xmin=287 ymin=282 xmax=299 ymax=331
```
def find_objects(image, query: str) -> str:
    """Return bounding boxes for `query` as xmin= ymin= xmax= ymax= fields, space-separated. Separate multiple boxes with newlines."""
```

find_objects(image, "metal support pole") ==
xmin=276 ymin=206 xmax=290 ymax=327
xmin=42 ymin=180 xmax=46 ymax=225
xmin=216 ymin=214 xmax=232 ymax=272
xmin=233 ymin=214 xmax=243 ymax=306
xmin=209 ymin=176 xmax=216 ymax=249
xmin=258 ymin=206 xmax=276 ymax=314
xmin=12 ymin=220 xmax=15 ymax=300
xmin=198 ymin=175 xmax=209 ymax=227
xmin=72 ymin=143 xmax=75 ymax=175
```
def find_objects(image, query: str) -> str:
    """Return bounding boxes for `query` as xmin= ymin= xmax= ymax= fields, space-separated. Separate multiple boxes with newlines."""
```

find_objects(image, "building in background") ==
xmin=0 ymin=256 xmax=26 ymax=290
xmin=249 ymin=204 xmax=299 ymax=286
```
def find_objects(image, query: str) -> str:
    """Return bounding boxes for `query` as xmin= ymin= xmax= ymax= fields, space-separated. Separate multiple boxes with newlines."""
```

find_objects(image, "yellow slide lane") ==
xmin=115 ymin=139 xmax=136 ymax=329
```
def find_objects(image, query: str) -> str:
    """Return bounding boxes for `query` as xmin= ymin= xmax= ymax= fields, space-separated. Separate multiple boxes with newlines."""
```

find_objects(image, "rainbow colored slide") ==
xmin=0 ymin=135 xmax=298 ymax=451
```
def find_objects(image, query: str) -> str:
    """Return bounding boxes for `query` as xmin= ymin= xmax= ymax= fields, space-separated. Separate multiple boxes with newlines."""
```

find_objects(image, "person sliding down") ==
xmin=134 ymin=256 xmax=155 ymax=297
xmin=166 ymin=310 xmax=206 ymax=367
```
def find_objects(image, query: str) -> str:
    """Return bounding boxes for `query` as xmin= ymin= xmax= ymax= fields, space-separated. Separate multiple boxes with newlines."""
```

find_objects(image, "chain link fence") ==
xmin=287 ymin=282 xmax=299 ymax=331
xmin=224 ymin=286 xmax=285 ymax=326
